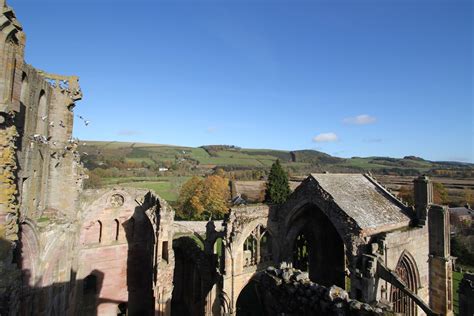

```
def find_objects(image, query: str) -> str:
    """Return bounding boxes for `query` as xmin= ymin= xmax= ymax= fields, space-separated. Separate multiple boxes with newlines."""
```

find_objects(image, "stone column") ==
xmin=414 ymin=175 xmax=433 ymax=226
xmin=428 ymin=205 xmax=454 ymax=315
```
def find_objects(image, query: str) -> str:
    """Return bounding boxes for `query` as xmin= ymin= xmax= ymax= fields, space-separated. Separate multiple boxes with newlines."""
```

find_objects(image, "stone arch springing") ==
xmin=390 ymin=251 xmax=420 ymax=316
xmin=114 ymin=219 xmax=119 ymax=241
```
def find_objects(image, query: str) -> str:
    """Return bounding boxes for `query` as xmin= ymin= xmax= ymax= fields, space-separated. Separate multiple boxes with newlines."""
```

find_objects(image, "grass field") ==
xmin=80 ymin=141 xmax=474 ymax=206
xmin=80 ymin=140 xmax=473 ymax=174
xmin=104 ymin=176 xmax=192 ymax=202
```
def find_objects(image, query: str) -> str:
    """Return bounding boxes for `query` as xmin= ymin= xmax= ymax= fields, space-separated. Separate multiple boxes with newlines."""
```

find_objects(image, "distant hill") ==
xmin=79 ymin=140 xmax=473 ymax=177
xmin=77 ymin=141 xmax=474 ymax=207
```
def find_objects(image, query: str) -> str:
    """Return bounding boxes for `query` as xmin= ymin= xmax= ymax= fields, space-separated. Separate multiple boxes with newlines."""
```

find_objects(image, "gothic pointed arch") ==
xmin=390 ymin=251 xmax=420 ymax=316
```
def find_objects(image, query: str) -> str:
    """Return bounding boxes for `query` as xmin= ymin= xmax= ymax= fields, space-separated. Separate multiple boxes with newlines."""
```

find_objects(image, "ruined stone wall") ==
xmin=0 ymin=2 xmax=28 ymax=313
xmin=78 ymin=188 xmax=175 ymax=316
xmin=372 ymin=226 xmax=430 ymax=315
xmin=18 ymin=64 xmax=83 ymax=221
xmin=221 ymin=204 xmax=277 ymax=313
xmin=256 ymin=263 xmax=390 ymax=316
xmin=0 ymin=1 xmax=85 ymax=314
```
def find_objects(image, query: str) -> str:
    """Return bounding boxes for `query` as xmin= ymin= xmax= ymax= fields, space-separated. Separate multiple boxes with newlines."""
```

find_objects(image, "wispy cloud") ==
xmin=206 ymin=126 xmax=218 ymax=133
xmin=313 ymin=132 xmax=338 ymax=143
xmin=117 ymin=129 xmax=141 ymax=136
xmin=343 ymin=114 xmax=377 ymax=125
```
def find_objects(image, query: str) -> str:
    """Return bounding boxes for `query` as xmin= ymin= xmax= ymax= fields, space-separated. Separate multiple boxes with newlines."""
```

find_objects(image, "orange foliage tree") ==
xmin=177 ymin=174 xmax=230 ymax=220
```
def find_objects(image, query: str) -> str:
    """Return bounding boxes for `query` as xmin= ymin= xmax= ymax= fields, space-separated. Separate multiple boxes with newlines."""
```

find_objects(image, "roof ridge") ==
xmin=363 ymin=173 xmax=412 ymax=211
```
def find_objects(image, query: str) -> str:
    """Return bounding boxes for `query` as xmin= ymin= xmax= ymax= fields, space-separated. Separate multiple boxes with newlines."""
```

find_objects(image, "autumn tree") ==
xmin=177 ymin=174 xmax=230 ymax=220
xmin=177 ymin=176 xmax=205 ymax=219
xmin=201 ymin=175 xmax=230 ymax=219
xmin=265 ymin=159 xmax=291 ymax=204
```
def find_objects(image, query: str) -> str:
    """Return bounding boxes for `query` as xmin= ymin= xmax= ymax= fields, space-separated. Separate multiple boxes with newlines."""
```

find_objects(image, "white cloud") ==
xmin=343 ymin=114 xmax=377 ymax=125
xmin=313 ymin=132 xmax=338 ymax=143
xmin=206 ymin=127 xmax=218 ymax=133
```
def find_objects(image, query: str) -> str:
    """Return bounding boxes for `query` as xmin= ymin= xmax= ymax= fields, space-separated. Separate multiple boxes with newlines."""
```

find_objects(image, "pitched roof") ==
xmin=449 ymin=206 xmax=473 ymax=217
xmin=309 ymin=173 xmax=411 ymax=235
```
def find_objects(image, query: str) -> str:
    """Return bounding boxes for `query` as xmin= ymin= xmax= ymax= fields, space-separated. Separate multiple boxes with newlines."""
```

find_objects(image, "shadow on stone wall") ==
xmin=16 ymin=267 xmax=129 ymax=315
xmin=1 ymin=195 xmax=164 ymax=316
xmin=123 ymin=203 xmax=155 ymax=316
xmin=171 ymin=236 xmax=215 ymax=316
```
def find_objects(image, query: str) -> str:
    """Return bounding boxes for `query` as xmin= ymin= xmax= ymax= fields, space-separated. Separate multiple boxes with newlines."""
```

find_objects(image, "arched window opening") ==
xmin=293 ymin=233 xmax=309 ymax=272
xmin=162 ymin=241 xmax=169 ymax=263
xmin=289 ymin=203 xmax=346 ymax=288
xmin=37 ymin=90 xmax=47 ymax=136
xmin=243 ymin=234 xmax=257 ymax=268
xmin=390 ymin=253 xmax=419 ymax=316
xmin=114 ymin=219 xmax=119 ymax=241
xmin=259 ymin=228 xmax=273 ymax=263
xmin=21 ymin=73 xmax=28 ymax=105
xmin=16 ymin=73 xmax=29 ymax=145
xmin=97 ymin=221 xmax=103 ymax=243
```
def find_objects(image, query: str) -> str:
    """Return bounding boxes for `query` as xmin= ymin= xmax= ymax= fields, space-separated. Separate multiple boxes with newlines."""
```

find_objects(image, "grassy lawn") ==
xmin=104 ymin=176 xmax=193 ymax=202
xmin=122 ymin=181 xmax=177 ymax=201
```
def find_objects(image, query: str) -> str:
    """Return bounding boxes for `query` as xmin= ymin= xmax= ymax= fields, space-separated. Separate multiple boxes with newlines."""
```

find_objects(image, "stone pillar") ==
xmin=428 ymin=205 xmax=453 ymax=315
xmin=459 ymin=273 xmax=474 ymax=316
xmin=414 ymin=175 xmax=433 ymax=226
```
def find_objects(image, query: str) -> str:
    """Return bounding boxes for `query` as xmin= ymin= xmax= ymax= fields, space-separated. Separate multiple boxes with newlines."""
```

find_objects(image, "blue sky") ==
xmin=10 ymin=0 xmax=473 ymax=162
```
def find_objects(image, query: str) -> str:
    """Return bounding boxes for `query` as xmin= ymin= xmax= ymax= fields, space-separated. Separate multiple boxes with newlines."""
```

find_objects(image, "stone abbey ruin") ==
xmin=0 ymin=1 xmax=467 ymax=315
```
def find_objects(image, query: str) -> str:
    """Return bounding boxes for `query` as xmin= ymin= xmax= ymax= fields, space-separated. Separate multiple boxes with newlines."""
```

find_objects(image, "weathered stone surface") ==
xmin=254 ymin=263 xmax=387 ymax=316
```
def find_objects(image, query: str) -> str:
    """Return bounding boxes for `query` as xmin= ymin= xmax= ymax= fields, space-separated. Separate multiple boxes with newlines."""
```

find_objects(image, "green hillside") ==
xmin=78 ymin=140 xmax=474 ymax=204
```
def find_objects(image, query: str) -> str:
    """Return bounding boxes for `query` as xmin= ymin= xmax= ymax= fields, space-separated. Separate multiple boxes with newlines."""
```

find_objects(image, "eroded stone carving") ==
xmin=109 ymin=193 xmax=124 ymax=208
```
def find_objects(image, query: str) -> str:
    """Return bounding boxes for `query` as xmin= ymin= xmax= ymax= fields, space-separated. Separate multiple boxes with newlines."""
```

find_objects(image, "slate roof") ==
xmin=310 ymin=173 xmax=411 ymax=235
xmin=449 ymin=206 xmax=473 ymax=217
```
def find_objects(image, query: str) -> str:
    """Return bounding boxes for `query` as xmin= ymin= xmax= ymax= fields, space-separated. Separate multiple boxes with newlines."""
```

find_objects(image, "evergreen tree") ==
xmin=265 ymin=159 xmax=291 ymax=204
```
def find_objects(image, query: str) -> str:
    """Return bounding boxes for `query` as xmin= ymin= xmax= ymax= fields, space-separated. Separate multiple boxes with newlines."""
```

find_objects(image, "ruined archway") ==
xmin=390 ymin=251 xmax=420 ymax=316
xmin=286 ymin=203 xmax=345 ymax=288
xmin=235 ymin=279 xmax=265 ymax=316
